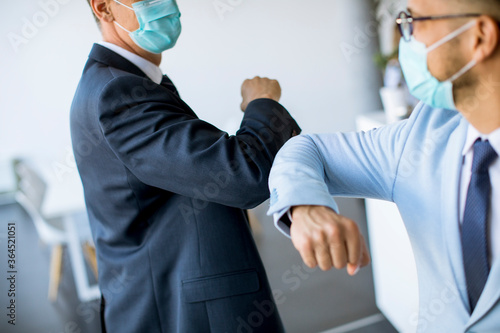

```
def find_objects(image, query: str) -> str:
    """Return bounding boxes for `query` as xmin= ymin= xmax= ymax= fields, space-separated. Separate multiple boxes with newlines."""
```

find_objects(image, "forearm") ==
xmin=267 ymin=135 xmax=339 ymax=235
xmin=100 ymin=78 xmax=300 ymax=209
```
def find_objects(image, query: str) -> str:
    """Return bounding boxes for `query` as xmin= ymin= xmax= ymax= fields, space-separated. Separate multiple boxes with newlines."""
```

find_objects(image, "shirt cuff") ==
xmin=273 ymin=207 xmax=293 ymax=238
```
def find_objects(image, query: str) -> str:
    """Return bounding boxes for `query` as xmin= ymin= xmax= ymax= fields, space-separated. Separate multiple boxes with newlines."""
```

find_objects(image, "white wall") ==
xmin=1 ymin=0 xmax=382 ymax=163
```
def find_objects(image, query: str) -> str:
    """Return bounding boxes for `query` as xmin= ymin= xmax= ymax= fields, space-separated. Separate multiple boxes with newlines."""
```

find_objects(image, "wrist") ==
xmin=255 ymin=94 xmax=276 ymax=101
xmin=291 ymin=205 xmax=306 ymax=221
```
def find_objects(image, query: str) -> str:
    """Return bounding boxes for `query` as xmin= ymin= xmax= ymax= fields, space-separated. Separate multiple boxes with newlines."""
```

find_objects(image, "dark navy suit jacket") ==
xmin=70 ymin=44 xmax=300 ymax=333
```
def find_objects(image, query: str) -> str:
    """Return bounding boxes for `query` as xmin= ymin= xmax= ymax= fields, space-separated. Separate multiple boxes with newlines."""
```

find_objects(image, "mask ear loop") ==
xmin=112 ymin=0 xmax=134 ymax=33
xmin=114 ymin=20 xmax=132 ymax=33
xmin=113 ymin=0 xmax=134 ymax=10
xmin=427 ymin=20 xmax=477 ymax=53
xmin=425 ymin=20 xmax=478 ymax=83
xmin=447 ymin=59 xmax=477 ymax=82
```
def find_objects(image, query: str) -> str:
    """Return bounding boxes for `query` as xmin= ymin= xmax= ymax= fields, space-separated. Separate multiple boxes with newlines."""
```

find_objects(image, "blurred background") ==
xmin=0 ymin=0 xmax=418 ymax=332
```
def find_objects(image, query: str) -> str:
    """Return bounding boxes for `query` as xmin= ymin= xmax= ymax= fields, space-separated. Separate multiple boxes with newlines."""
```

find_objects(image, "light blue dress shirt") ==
xmin=268 ymin=103 xmax=500 ymax=332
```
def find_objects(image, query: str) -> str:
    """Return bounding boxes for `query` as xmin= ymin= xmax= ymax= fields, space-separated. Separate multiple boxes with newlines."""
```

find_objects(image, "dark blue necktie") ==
xmin=461 ymin=139 xmax=498 ymax=313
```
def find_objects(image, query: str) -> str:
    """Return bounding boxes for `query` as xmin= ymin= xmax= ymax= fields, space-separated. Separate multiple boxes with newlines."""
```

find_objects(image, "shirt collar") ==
xmin=462 ymin=124 xmax=500 ymax=157
xmin=97 ymin=41 xmax=163 ymax=85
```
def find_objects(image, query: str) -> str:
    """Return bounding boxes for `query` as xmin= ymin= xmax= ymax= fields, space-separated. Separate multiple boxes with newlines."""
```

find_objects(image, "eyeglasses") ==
xmin=396 ymin=11 xmax=481 ymax=42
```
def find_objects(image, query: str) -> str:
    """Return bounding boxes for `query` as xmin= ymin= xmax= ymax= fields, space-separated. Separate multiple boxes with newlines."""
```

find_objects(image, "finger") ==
xmin=347 ymin=263 xmax=360 ymax=276
xmin=291 ymin=229 xmax=318 ymax=269
xmin=347 ymin=236 xmax=371 ymax=276
xmin=329 ymin=239 xmax=347 ymax=269
xmin=343 ymin=220 xmax=361 ymax=266
xmin=360 ymin=236 xmax=371 ymax=267
xmin=299 ymin=248 xmax=318 ymax=269
xmin=315 ymin=240 xmax=333 ymax=271
xmin=325 ymin=223 xmax=347 ymax=269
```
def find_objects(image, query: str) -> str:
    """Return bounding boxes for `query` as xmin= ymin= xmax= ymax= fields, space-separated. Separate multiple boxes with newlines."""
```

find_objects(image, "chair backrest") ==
xmin=14 ymin=159 xmax=47 ymax=210
xmin=13 ymin=159 xmax=66 ymax=244
xmin=0 ymin=159 xmax=17 ymax=195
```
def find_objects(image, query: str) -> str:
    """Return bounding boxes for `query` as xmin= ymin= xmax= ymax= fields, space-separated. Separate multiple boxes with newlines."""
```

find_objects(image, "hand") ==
xmin=240 ymin=76 xmax=282 ymax=112
xmin=290 ymin=206 xmax=371 ymax=275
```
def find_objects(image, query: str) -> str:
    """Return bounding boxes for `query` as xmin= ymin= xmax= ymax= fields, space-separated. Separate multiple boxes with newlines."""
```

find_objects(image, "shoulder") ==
xmin=82 ymin=59 xmax=151 ymax=95
xmin=395 ymin=103 xmax=468 ymax=174
xmin=407 ymin=103 xmax=464 ymax=136
xmin=71 ymin=57 xmax=175 ymax=128
xmin=78 ymin=60 xmax=175 ymax=115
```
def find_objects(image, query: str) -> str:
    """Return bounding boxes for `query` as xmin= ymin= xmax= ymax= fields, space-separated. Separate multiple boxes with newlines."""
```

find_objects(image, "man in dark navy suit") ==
xmin=71 ymin=0 xmax=300 ymax=332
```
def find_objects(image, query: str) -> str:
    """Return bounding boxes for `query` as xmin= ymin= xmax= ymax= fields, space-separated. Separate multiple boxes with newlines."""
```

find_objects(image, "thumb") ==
xmin=347 ymin=236 xmax=370 ymax=276
xmin=360 ymin=238 xmax=371 ymax=267
xmin=361 ymin=250 xmax=371 ymax=267
xmin=347 ymin=263 xmax=360 ymax=276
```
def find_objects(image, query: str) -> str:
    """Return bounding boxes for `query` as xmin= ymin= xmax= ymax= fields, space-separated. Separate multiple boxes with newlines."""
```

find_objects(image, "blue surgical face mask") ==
xmin=113 ymin=0 xmax=182 ymax=54
xmin=399 ymin=20 xmax=477 ymax=110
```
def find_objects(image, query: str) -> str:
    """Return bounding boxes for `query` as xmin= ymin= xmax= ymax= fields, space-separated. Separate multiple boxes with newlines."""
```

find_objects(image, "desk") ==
xmin=356 ymin=112 xmax=419 ymax=333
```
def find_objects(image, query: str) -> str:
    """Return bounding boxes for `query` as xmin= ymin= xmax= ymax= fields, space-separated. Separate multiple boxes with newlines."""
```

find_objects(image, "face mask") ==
xmin=113 ymin=0 xmax=182 ymax=54
xmin=399 ymin=20 xmax=477 ymax=110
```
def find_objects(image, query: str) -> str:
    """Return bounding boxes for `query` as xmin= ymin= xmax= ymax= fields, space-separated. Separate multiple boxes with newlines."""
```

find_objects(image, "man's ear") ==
xmin=472 ymin=15 xmax=500 ymax=63
xmin=92 ymin=0 xmax=114 ymax=24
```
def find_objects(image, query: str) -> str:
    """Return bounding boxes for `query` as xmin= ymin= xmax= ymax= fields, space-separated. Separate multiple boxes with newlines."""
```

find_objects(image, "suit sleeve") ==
xmin=98 ymin=75 xmax=301 ymax=209
xmin=267 ymin=104 xmax=424 ymax=236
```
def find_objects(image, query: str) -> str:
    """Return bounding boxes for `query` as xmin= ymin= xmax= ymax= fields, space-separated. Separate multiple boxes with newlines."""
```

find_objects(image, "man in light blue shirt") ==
xmin=268 ymin=0 xmax=500 ymax=331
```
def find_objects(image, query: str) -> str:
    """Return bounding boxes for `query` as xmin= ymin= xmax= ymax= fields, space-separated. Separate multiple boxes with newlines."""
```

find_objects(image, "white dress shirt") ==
xmin=459 ymin=125 xmax=500 ymax=266
xmin=97 ymin=41 xmax=163 ymax=85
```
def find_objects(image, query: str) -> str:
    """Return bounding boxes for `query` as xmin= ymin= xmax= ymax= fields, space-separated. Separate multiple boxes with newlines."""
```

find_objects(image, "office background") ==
xmin=1 ymin=0 xmax=384 ymax=160
xmin=0 ymin=0 xmax=405 ymax=332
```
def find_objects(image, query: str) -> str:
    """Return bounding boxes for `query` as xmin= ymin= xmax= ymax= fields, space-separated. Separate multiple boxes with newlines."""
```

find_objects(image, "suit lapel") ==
xmin=465 ymin=258 xmax=500 ymax=328
xmin=440 ymin=116 xmax=500 ymax=328
xmin=440 ymin=117 xmax=470 ymax=312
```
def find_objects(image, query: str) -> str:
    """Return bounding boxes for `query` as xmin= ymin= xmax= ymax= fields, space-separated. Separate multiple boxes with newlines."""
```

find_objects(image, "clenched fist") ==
xmin=291 ymin=206 xmax=371 ymax=275
xmin=240 ymin=76 xmax=282 ymax=112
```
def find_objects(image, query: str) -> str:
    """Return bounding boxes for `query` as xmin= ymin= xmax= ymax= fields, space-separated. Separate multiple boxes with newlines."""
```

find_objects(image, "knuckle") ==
xmin=323 ymin=223 xmax=335 ymax=235
xmin=311 ymin=231 xmax=325 ymax=243
xmin=294 ymin=237 xmax=312 ymax=253
xmin=326 ymin=224 xmax=342 ymax=242
xmin=344 ymin=218 xmax=359 ymax=232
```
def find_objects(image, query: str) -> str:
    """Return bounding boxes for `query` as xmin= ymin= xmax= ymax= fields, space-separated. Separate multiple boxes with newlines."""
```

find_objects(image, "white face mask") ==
xmin=399 ymin=20 xmax=477 ymax=110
